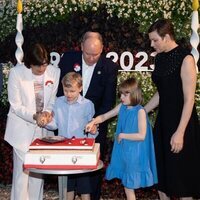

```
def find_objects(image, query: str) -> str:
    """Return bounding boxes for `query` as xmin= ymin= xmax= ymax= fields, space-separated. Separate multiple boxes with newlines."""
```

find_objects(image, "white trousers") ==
xmin=11 ymin=148 xmax=44 ymax=200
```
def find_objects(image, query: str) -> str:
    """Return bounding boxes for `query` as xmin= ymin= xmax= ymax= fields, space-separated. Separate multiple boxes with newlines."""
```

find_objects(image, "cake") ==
xmin=24 ymin=136 xmax=100 ymax=170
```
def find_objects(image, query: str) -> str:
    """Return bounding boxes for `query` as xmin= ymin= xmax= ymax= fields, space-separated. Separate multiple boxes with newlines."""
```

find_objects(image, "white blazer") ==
xmin=4 ymin=63 xmax=60 ymax=152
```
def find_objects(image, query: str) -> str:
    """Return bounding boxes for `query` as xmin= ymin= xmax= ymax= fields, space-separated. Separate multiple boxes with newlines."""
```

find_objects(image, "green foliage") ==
xmin=0 ymin=0 xmax=196 ymax=42
xmin=0 ymin=62 xmax=14 ymax=107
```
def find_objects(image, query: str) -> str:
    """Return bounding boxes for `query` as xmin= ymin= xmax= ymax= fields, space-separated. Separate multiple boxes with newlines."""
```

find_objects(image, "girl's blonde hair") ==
xmin=118 ymin=77 xmax=143 ymax=106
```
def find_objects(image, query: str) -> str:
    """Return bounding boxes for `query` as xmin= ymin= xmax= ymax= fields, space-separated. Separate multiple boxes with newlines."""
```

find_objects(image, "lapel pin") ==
xmin=45 ymin=80 xmax=54 ymax=87
xmin=73 ymin=63 xmax=81 ymax=72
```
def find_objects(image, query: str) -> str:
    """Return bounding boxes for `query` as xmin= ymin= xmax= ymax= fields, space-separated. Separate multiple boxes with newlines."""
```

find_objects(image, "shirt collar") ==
xmin=82 ymin=56 xmax=96 ymax=68
xmin=64 ymin=94 xmax=84 ymax=105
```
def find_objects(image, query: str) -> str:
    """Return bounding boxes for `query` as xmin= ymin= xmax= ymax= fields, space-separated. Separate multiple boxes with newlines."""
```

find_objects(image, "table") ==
xmin=28 ymin=160 xmax=103 ymax=200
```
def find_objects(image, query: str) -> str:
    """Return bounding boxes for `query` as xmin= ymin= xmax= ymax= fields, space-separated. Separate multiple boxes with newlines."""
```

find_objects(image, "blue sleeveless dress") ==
xmin=105 ymin=104 xmax=158 ymax=189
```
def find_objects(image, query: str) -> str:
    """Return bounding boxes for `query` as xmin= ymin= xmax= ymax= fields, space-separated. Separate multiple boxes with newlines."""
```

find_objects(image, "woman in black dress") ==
xmin=145 ymin=19 xmax=200 ymax=200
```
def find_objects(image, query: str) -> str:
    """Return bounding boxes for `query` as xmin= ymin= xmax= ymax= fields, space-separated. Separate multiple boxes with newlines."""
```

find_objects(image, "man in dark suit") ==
xmin=58 ymin=31 xmax=118 ymax=200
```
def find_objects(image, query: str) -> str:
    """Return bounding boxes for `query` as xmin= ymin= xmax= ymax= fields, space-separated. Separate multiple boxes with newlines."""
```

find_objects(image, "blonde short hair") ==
xmin=62 ymin=72 xmax=82 ymax=88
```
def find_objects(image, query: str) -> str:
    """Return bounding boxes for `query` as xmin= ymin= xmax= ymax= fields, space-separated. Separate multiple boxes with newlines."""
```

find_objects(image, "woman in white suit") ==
xmin=4 ymin=43 xmax=60 ymax=200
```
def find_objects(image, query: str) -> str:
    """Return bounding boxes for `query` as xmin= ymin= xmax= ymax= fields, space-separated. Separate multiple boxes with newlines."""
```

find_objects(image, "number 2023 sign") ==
xmin=106 ymin=51 xmax=156 ymax=71
xmin=50 ymin=51 xmax=156 ymax=71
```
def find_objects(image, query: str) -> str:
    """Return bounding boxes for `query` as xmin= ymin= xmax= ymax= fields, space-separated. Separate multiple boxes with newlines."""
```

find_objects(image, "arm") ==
xmin=86 ymin=104 xmax=121 ymax=132
xmin=170 ymin=55 xmax=197 ymax=153
xmin=45 ymin=101 xmax=59 ymax=130
xmin=87 ymin=101 xmax=95 ymax=122
xmin=118 ymin=108 xmax=147 ymax=142
xmin=144 ymin=91 xmax=159 ymax=113
xmin=7 ymin=67 xmax=36 ymax=123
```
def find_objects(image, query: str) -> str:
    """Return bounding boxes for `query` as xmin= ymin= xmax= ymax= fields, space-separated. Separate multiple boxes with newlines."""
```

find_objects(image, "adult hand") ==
xmin=170 ymin=131 xmax=184 ymax=153
xmin=36 ymin=111 xmax=53 ymax=127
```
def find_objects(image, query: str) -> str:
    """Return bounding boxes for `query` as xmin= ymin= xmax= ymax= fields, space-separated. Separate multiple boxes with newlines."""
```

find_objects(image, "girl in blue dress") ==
xmin=86 ymin=77 xmax=157 ymax=200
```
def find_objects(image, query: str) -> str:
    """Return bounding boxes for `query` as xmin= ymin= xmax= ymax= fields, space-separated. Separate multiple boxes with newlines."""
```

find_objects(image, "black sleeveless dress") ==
xmin=152 ymin=46 xmax=200 ymax=197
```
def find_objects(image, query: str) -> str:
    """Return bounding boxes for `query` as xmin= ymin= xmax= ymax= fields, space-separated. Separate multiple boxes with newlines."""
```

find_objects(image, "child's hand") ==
xmin=85 ymin=121 xmax=94 ymax=132
xmin=117 ymin=133 xmax=123 ymax=143
xmin=90 ymin=124 xmax=98 ymax=134
xmin=85 ymin=121 xmax=98 ymax=134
